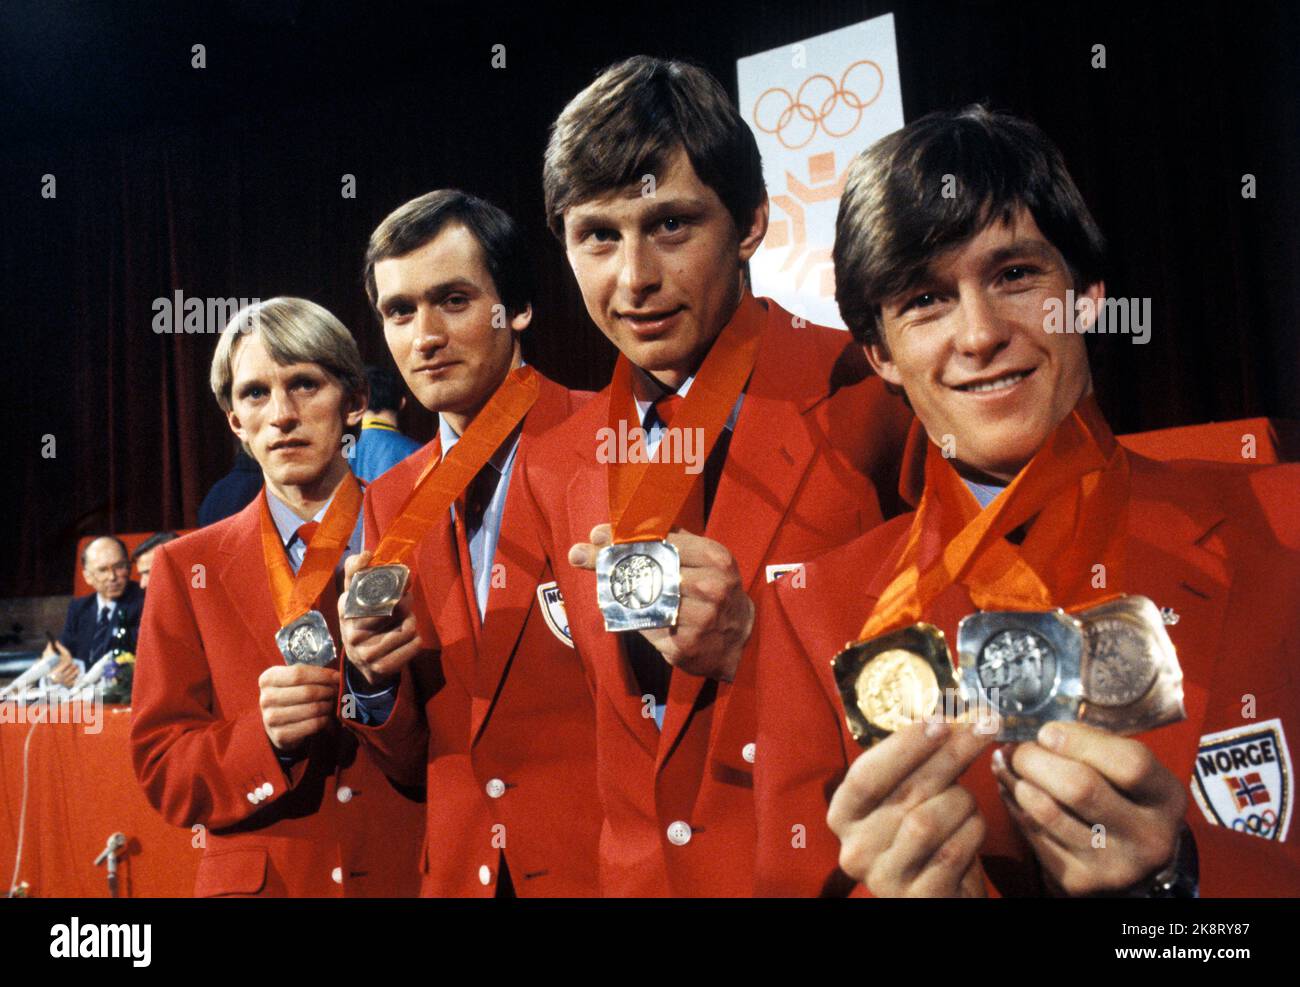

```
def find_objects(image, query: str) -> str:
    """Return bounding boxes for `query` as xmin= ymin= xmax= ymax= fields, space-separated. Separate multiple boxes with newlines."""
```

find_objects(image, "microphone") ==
xmin=70 ymin=652 xmax=117 ymax=697
xmin=93 ymin=832 xmax=126 ymax=867
xmin=94 ymin=832 xmax=127 ymax=898
xmin=0 ymin=652 xmax=60 ymax=700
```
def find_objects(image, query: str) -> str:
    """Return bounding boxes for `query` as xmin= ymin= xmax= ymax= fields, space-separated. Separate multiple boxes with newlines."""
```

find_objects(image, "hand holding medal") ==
xmin=338 ymin=549 xmax=434 ymax=689
xmin=257 ymin=473 xmax=362 ymax=751
xmin=573 ymin=524 xmax=753 ymax=681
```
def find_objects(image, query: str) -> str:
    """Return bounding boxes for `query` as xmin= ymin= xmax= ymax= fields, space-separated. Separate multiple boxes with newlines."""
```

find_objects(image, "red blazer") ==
xmin=130 ymin=494 xmax=424 ymax=897
xmin=753 ymin=452 xmax=1300 ymax=897
xmin=345 ymin=372 xmax=602 ymax=897
xmin=519 ymin=296 xmax=914 ymax=896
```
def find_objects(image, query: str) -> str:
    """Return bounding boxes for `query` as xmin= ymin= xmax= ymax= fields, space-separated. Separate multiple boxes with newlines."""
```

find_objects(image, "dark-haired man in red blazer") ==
xmin=340 ymin=190 xmax=601 ymax=897
xmin=518 ymin=56 xmax=912 ymax=897
xmin=131 ymin=297 xmax=423 ymax=897
xmin=753 ymin=105 xmax=1300 ymax=898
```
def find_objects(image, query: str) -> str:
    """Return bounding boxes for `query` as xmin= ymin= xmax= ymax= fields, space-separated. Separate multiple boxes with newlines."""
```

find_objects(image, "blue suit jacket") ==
xmin=59 ymin=581 xmax=145 ymax=666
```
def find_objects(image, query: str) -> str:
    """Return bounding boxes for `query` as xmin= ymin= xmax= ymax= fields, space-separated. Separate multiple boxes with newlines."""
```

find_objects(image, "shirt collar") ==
xmin=265 ymin=486 xmax=329 ymax=547
xmin=436 ymin=360 xmax=528 ymax=475
xmin=631 ymin=365 xmax=742 ymax=432
xmin=438 ymin=413 xmax=521 ymax=476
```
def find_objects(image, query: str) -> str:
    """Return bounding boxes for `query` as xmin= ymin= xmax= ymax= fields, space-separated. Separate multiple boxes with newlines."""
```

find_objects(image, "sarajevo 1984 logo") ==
xmin=1190 ymin=718 xmax=1292 ymax=841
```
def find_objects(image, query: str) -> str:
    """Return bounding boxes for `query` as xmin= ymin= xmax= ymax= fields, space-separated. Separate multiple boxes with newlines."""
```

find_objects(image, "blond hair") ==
xmin=210 ymin=296 xmax=365 ymax=413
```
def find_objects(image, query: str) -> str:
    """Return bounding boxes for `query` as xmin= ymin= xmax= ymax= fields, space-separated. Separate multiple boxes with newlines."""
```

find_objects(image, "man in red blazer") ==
xmin=753 ymin=105 xmax=1300 ymax=897
xmin=339 ymin=190 xmax=601 ymax=896
xmin=517 ymin=56 xmax=913 ymax=896
xmin=131 ymin=297 xmax=424 ymax=897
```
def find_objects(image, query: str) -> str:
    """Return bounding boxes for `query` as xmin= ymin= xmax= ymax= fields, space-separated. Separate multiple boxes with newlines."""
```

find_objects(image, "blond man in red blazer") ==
xmin=340 ymin=190 xmax=601 ymax=896
xmin=131 ymin=298 xmax=423 ymax=897
xmin=517 ymin=57 xmax=913 ymax=896
xmin=753 ymin=106 xmax=1300 ymax=898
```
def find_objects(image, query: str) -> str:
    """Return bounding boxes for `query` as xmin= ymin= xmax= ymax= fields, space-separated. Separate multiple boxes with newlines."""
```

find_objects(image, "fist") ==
xmin=569 ymin=524 xmax=754 ymax=681
xmin=258 ymin=663 xmax=340 ymax=753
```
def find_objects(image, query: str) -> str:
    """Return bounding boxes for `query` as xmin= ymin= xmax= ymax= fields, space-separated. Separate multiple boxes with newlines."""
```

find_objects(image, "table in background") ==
xmin=0 ymin=704 xmax=198 ymax=897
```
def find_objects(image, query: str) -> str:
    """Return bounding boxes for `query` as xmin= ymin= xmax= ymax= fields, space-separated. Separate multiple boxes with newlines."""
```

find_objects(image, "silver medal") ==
xmin=958 ymin=609 xmax=1083 ymax=740
xmin=341 ymin=563 xmax=410 ymax=619
xmin=276 ymin=610 xmax=337 ymax=667
xmin=596 ymin=541 xmax=681 ymax=632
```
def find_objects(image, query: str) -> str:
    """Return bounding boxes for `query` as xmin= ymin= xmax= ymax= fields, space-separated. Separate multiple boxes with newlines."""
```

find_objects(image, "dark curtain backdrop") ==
xmin=2 ymin=0 xmax=1297 ymax=597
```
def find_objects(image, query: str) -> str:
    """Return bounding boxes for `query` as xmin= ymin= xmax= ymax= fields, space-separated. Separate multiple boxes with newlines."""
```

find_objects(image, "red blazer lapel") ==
xmin=660 ymin=303 xmax=829 ymax=761
xmin=471 ymin=376 xmax=579 ymax=743
xmin=561 ymin=390 xmax=661 ymax=758
xmin=215 ymin=494 xmax=283 ymax=661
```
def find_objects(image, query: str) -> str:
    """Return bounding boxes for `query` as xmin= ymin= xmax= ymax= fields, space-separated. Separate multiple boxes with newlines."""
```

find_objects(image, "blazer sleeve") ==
xmin=129 ymin=542 xmax=305 ymax=831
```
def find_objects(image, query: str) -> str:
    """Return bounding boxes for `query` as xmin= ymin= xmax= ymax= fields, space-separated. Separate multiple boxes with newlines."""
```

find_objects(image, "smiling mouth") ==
xmin=620 ymin=307 xmax=684 ymax=330
xmin=952 ymin=368 xmax=1035 ymax=393
xmin=271 ymin=440 xmax=310 ymax=451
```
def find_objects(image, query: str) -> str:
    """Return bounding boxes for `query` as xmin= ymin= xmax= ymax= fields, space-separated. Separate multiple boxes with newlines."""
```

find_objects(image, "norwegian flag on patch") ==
xmin=1226 ymin=772 xmax=1271 ymax=810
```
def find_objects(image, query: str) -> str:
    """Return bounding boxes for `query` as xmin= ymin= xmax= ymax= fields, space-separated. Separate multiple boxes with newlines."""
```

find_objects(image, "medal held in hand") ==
xmin=597 ymin=296 xmax=765 ymax=632
xmin=958 ymin=608 xmax=1084 ymax=741
xmin=1078 ymin=595 xmax=1184 ymax=734
xmin=275 ymin=610 xmax=337 ymax=667
xmin=341 ymin=366 xmax=540 ymax=619
xmin=596 ymin=540 xmax=682 ymax=632
xmin=342 ymin=563 xmax=410 ymax=619
xmin=832 ymin=623 xmax=960 ymax=748
xmin=259 ymin=472 xmax=364 ymax=667
xmin=957 ymin=595 xmax=1184 ymax=741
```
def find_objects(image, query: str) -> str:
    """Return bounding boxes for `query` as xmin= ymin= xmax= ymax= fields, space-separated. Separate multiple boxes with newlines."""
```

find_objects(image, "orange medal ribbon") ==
xmin=368 ymin=365 xmax=540 ymax=567
xmin=259 ymin=470 xmax=364 ymax=627
xmin=606 ymin=293 xmax=765 ymax=542
xmin=857 ymin=396 xmax=1131 ymax=644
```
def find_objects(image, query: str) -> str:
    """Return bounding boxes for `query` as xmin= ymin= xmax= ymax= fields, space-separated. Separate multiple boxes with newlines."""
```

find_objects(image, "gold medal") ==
xmin=832 ymin=623 xmax=958 ymax=748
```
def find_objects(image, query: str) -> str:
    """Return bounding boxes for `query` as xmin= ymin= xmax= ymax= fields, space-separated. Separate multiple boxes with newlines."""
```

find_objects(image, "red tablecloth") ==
xmin=0 ymin=704 xmax=198 ymax=897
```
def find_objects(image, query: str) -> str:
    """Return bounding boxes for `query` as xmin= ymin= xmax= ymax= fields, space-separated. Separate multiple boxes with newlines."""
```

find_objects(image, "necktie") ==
xmin=463 ymin=466 xmax=501 ymax=547
xmin=89 ymin=606 xmax=113 ymax=663
xmin=295 ymin=521 xmax=320 ymax=546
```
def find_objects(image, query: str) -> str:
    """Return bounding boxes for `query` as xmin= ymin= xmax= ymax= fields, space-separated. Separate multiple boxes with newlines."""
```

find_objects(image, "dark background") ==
xmin=2 ymin=0 xmax=1297 ymax=597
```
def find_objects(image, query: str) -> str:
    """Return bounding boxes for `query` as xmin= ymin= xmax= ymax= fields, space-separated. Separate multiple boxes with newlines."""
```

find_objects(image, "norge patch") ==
xmin=536 ymin=581 xmax=573 ymax=648
xmin=1190 ymin=718 xmax=1292 ymax=842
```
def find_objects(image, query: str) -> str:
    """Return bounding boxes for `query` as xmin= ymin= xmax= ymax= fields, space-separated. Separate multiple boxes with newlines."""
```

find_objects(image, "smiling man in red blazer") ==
xmin=130 ymin=297 xmax=424 ymax=897
xmin=752 ymin=106 xmax=1300 ymax=898
xmin=517 ymin=56 xmax=913 ymax=897
xmin=338 ymin=190 xmax=601 ymax=897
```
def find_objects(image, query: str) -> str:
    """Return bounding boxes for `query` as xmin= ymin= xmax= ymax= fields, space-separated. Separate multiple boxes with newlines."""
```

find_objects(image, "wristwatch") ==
xmin=1136 ymin=823 xmax=1199 ymax=898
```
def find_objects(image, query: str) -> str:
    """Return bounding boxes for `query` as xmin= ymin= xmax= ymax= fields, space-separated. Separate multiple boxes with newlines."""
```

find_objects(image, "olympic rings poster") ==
xmin=737 ymin=13 xmax=905 ymax=330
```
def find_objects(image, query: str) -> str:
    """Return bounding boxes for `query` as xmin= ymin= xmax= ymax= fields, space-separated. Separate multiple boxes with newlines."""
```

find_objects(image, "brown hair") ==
xmin=543 ymin=56 xmax=765 ymax=239
xmin=834 ymin=105 xmax=1106 ymax=347
xmin=363 ymin=189 xmax=534 ymax=317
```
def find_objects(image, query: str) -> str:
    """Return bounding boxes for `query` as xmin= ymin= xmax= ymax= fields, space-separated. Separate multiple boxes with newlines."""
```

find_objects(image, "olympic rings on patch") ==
xmin=1231 ymin=809 xmax=1278 ymax=836
xmin=753 ymin=60 xmax=885 ymax=149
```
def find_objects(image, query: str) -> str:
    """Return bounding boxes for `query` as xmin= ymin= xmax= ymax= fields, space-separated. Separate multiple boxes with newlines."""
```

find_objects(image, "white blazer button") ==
xmin=478 ymin=865 xmax=492 ymax=886
xmin=331 ymin=867 xmax=343 ymax=885
xmin=246 ymin=792 xmax=257 ymax=804
xmin=666 ymin=821 xmax=692 ymax=846
xmin=260 ymin=781 xmax=274 ymax=797
xmin=742 ymin=742 xmax=756 ymax=764
xmin=337 ymin=785 xmax=353 ymax=803
xmin=485 ymin=778 xmax=506 ymax=799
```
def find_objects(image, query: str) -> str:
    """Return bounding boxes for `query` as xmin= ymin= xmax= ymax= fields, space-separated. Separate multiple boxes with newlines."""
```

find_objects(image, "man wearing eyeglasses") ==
xmin=46 ymin=535 xmax=145 ymax=687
